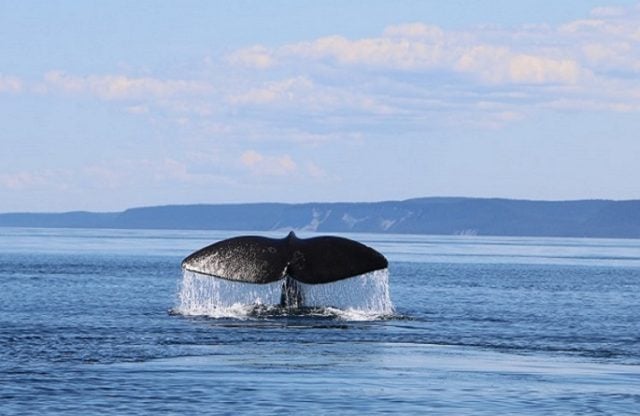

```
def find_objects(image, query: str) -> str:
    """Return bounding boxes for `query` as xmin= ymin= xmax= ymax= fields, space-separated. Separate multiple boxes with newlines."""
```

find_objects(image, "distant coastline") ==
xmin=1 ymin=197 xmax=639 ymax=239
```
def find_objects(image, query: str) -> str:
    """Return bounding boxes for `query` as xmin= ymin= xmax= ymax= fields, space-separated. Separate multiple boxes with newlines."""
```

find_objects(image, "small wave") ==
xmin=170 ymin=304 xmax=396 ymax=321
xmin=321 ymin=306 xmax=396 ymax=321
xmin=172 ymin=303 xmax=278 ymax=320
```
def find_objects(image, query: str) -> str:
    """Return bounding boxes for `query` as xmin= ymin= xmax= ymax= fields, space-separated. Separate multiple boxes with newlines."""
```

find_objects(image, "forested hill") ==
xmin=1 ymin=198 xmax=639 ymax=238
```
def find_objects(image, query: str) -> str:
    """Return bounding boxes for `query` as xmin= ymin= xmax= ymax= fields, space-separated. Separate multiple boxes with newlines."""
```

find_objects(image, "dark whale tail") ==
xmin=181 ymin=231 xmax=388 ymax=287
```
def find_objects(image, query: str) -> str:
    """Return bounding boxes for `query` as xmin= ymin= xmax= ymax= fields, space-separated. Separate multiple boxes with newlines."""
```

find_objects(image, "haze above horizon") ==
xmin=2 ymin=1 xmax=639 ymax=212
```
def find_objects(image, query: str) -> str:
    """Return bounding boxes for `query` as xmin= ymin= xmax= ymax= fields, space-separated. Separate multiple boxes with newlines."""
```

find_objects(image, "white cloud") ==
xmin=560 ymin=18 xmax=607 ymax=34
xmin=282 ymin=34 xmax=448 ymax=71
xmin=238 ymin=152 xmax=333 ymax=182
xmin=306 ymin=161 xmax=326 ymax=179
xmin=0 ymin=171 xmax=45 ymax=190
xmin=226 ymin=45 xmax=275 ymax=69
xmin=229 ymin=76 xmax=314 ymax=105
xmin=229 ymin=75 xmax=395 ymax=117
xmin=455 ymin=46 xmax=583 ymax=84
xmin=44 ymin=71 xmax=214 ymax=100
xmin=240 ymin=150 xmax=297 ymax=176
xmin=0 ymin=74 xmax=22 ymax=93
xmin=581 ymin=41 xmax=640 ymax=74
xmin=560 ymin=7 xmax=640 ymax=41
xmin=240 ymin=150 xmax=263 ymax=166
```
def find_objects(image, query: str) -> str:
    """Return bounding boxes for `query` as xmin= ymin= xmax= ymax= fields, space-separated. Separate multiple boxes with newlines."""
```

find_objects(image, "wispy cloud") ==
xmin=0 ymin=171 xmax=46 ymax=190
xmin=43 ymin=71 xmax=214 ymax=100
xmin=305 ymin=161 xmax=338 ymax=182
xmin=0 ymin=74 xmax=23 ymax=93
xmin=454 ymin=46 xmax=583 ymax=84
xmin=1 ymin=156 xmax=234 ymax=195
xmin=226 ymin=45 xmax=275 ymax=69
xmin=0 ymin=169 xmax=72 ymax=191
xmin=84 ymin=158 xmax=236 ymax=189
xmin=240 ymin=150 xmax=297 ymax=176
xmin=229 ymin=76 xmax=314 ymax=105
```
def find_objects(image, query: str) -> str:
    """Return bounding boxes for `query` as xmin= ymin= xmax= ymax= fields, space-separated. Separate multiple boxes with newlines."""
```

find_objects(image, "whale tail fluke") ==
xmin=181 ymin=231 xmax=388 ymax=286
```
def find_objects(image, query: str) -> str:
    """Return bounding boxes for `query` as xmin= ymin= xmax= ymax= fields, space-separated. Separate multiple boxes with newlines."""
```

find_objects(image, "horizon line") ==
xmin=2 ymin=196 xmax=638 ymax=215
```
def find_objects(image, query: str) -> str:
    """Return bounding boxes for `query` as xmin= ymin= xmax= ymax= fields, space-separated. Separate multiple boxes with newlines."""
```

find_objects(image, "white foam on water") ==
xmin=318 ymin=306 xmax=394 ymax=322
xmin=175 ymin=269 xmax=394 ymax=320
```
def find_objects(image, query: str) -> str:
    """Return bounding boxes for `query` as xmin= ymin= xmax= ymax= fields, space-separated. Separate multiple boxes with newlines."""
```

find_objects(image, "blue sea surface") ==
xmin=1 ymin=228 xmax=639 ymax=414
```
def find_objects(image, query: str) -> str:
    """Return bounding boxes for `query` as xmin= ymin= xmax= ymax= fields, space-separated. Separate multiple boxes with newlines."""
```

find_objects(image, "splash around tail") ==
xmin=173 ymin=269 xmax=395 ymax=321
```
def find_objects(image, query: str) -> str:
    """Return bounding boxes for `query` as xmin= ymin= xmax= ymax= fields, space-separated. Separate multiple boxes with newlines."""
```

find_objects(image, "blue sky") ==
xmin=1 ymin=1 xmax=639 ymax=212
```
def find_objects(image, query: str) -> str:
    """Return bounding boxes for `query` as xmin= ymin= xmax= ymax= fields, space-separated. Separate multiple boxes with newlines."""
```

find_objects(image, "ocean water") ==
xmin=1 ymin=228 xmax=639 ymax=415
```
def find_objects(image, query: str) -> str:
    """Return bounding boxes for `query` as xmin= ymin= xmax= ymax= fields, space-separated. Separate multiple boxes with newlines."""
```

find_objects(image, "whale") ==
xmin=181 ymin=231 xmax=388 ymax=307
